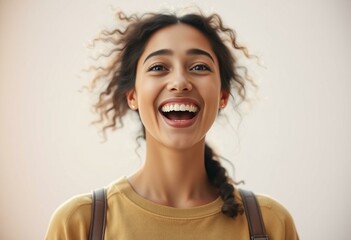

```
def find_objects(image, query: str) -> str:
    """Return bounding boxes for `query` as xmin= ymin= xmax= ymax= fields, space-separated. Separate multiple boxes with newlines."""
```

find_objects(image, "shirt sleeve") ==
xmin=257 ymin=195 xmax=299 ymax=240
xmin=45 ymin=194 xmax=92 ymax=240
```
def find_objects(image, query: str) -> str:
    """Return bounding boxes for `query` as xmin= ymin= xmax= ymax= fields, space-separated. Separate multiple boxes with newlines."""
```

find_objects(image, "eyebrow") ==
xmin=143 ymin=49 xmax=172 ymax=64
xmin=143 ymin=48 xmax=214 ymax=64
xmin=187 ymin=48 xmax=214 ymax=63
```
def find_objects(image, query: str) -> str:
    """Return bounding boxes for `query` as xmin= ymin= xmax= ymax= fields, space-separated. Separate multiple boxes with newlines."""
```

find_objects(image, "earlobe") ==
xmin=126 ymin=89 xmax=138 ymax=110
xmin=219 ymin=91 xmax=229 ymax=109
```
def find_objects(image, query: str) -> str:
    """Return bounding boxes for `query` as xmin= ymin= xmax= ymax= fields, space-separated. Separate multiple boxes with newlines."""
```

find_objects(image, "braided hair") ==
xmin=204 ymin=144 xmax=243 ymax=217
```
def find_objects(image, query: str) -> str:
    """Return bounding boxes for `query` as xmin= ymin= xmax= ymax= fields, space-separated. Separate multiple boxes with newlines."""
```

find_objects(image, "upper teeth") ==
xmin=161 ymin=103 xmax=198 ymax=113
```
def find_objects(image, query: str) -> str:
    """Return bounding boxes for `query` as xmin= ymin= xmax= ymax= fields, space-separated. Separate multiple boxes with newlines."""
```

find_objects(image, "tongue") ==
xmin=165 ymin=111 xmax=195 ymax=120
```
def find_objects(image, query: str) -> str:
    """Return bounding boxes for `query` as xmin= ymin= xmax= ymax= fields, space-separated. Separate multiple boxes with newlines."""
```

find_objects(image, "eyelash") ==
xmin=190 ymin=64 xmax=211 ymax=72
xmin=147 ymin=64 xmax=211 ymax=72
xmin=147 ymin=64 xmax=168 ymax=72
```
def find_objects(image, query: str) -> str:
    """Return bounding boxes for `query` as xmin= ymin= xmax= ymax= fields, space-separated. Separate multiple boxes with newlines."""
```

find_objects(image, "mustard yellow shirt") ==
xmin=46 ymin=177 xmax=299 ymax=240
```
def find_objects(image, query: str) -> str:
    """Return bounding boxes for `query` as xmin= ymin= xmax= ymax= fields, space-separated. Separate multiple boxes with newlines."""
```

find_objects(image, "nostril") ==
xmin=170 ymin=87 xmax=190 ymax=92
xmin=170 ymin=87 xmax=189 ymax=91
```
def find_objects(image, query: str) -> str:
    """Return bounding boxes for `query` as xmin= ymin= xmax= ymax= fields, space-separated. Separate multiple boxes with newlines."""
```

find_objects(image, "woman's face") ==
xmin=127 ymin=23 xmax=228 ymax=150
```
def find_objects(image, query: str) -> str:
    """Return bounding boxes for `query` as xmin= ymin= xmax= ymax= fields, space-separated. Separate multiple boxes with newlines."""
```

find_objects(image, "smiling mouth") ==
xmin=160 ymin=103 xmax=199 ymax=120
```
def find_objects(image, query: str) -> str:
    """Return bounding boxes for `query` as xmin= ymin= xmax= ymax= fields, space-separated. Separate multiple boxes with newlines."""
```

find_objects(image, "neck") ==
xmin=128 ymin=136 xmax=218 ymax=208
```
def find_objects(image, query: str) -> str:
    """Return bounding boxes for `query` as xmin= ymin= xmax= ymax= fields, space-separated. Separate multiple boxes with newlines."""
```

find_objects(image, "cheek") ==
xmin=134 ymin=77 xmax=162 ymax=124
xmin=135 ymin=80 xmax=161 ymax=107
xmin=199 ymin=79 xmax=222 ymax=103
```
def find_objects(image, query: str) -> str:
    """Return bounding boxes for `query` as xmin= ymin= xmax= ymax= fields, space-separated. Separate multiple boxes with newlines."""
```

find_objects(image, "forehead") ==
xmin=140 ymin=23 xmax=216 ymax=61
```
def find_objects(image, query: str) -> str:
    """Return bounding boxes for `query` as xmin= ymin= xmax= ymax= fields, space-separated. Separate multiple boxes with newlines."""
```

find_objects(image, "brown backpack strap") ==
xmin=89 ymin=188 xmax=107 ymax=240
xmin=239 ymin=189 xmax=269 ymax=240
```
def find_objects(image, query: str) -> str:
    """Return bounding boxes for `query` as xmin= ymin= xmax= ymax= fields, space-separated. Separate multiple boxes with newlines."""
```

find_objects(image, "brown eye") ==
xmin=148 ymin=64 xmax=168 ymax=72
xmin=190 ymin=64 xmax=211 ymax=71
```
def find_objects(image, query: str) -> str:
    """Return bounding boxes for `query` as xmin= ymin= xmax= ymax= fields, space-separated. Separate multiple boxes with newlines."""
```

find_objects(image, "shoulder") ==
xmin=235 ymin=189 xmax=299 ymax=240
xmin=51 ymin=192 xmax=93 ymax=224
xmin=256 ymin=194 xmax=294 ymax=224
xmin=45 ymin=193 xmax=92 ymax=239
xmin=255 ymin=194 xmax=299 ymax=240
xmin=45 ymin=177 xmax=126 ymax=240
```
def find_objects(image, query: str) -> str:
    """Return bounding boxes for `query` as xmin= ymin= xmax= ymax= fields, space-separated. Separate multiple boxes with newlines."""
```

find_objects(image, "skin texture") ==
xmin=126 ymin=24 xmax=229 ymax=208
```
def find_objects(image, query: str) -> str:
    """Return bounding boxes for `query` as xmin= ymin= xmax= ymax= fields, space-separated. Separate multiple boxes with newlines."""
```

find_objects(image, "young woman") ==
xmin=46 ymin=9 xmax=299 ymax=240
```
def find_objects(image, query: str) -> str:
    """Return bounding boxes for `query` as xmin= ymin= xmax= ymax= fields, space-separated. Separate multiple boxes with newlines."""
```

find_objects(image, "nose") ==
xmin=167 ymin=70 xmax=192 ymax=92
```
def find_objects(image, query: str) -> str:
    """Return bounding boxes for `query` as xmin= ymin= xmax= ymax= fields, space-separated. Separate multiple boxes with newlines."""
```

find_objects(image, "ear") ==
xmin=126 ymin=89 xmax=138 ymax=110
xmin=219 ymin=90 xmax=229 ymax=109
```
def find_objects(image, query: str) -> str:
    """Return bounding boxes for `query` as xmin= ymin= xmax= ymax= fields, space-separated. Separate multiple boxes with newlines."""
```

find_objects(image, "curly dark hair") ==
xmin=87 ymin=9 xmax=256 ymax=218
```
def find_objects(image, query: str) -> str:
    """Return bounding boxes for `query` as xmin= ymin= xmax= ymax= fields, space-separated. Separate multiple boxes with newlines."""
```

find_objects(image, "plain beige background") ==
xmin=1 ymin=0 xmax=350 ymax=239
